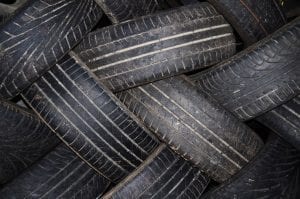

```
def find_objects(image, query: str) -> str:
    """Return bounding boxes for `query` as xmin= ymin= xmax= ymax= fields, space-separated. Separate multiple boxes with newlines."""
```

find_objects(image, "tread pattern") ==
xmin=116 ymin=76 xmax=263 ymax=182
xmin=0 ymin=144 xmax=110 ymax=199
xmin=21 ymin=53 xmax=159 ymax=183
xmin=74 ymin=3 xmax=236 ymax=92
xmin=0 ymin=100 xmax=59 ymax=184
xmin=0 ymin=0 xmax=102 ymax=99
xmin=191 ymin=17 xmax=300 ymax=121
xmin=103 ymin=144 xmax=210 ymax=199
xmin=94 ymin=0 xmax=159 ymax=23
xmin=207 ymin=0 xmax=287 ymax=45
xmin=203 ymin=134 xmax=300 ymax=199
xmin=256 ymin=95 xmax=300 ymax=151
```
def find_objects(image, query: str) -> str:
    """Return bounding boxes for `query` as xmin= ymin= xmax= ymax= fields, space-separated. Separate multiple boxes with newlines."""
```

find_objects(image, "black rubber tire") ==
xmin=207 ymin=0 xmax=286 ymax=46
xmin=94 ymin=0 xmax=161 ymax=24
xmin=256 ymin=95 xmax=300 ymax=151
xmin=74 ymin=3 xmax=236 ymax=93
xmin=116 ymin=76 xmax=263 ymax=182
xmin=203 ymin=133 xmax=300 ymax=199
xmin=0 ymin=0 xmax=102 ymax=100
xmin=0 ymin=0 xmax=27 ymax=14
xmin=0 ymin=99 xmax=59 ymax=185
xmin=21 ymin=53 xmax=159 ymax=183
xmin=0 ymin=144 xmax=111 ymax=199
xmin=190 ymin=17 xmax=300 ymax=121
xmin=103 ymin=144 xmax=210 ymax=199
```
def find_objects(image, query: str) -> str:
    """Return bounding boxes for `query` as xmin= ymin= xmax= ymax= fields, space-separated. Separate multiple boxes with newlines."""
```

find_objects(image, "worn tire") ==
xmin=0 ymin=144 xmax=110 ymax=199
xmin=21 ymin=53 xmax=159 ymax=183
xmin=94 ymin=0 xmax=161 ymax=23
xmin=203 ymin=133 xmax=300 ymax=199
xmin=256 ymin=95 xmax=300 ymax=151
xmin=103 ymin=144 xmax=210 ymax=199
xmin=116 ymin=76 xmax=263 ymax=182
xmin=0 ymin=0 xmax=102 ymax=99
xmin=74 ymin=3 xmax=236 ymax=93
xmin=207 ymin=0 xmax=286 ymax=46
xmin=191 ymin=17 xmax=300 ymax=121
xmin=0 ymin=100 xmax=59 ymax=184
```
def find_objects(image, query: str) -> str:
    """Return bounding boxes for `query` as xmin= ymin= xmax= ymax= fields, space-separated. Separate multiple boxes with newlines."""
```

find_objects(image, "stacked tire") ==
xmin=0 ymin=0 xmax=298 ymax=198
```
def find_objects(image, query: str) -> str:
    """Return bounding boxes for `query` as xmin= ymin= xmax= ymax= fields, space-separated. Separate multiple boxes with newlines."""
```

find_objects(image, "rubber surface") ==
xmin=0 ymin=0 xmax=102 ymax=99
xmin=74 ymin=3 xmax=236 ymax=93
xmin=94 ymin=0 xmax=160 ymax=23
xmin=103 ymin=144 xmax=210 ymax=199
xmin=203 ymin=133 xmax=300 ymax=199
xmin=22 ymin=53 xmax=159 ymax=183
xmin=116 ymin=76 xmax=263 ymax=182
xmin=191 ymin=17 xmax=300 ymax=121
xmin=256 ymin=95 xmax=300 ymax=151
xmin=0 ymin=144 xmax=111 ymax=199
xmin=207 ymin=0 xmax=286 ymax=45
xmin=0 ymin=99 xmax=59 ymax=184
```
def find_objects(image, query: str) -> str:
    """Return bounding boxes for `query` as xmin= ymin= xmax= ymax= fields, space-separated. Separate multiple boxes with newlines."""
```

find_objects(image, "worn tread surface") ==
xmin=191 ymin=17 xmax=300 ymax=121
xmin=103 ymin=144 xmax=210 ymax=199
xmin=0 ymin=144 xmax=110 ymax=199
xmin=0 ymin=99 xmax=59 ymax=185
xmin=74 ymin=3 xmax=236 ymax=93
xmin=116 ymin=76 xmax=263 ymax=182
xmin=256 ymin=95 xmax=300 ymax=151
xmin=203 ymin=133 xmax=300 ymax=199
xmin=207 ymin=0 xmax=286 ymax=45
xmin=22 ymin=53 xmax=159 ymax=183
xmin=94 ymin=0 xmax=160 ymax=23
xmin=0 ymin=0 xmax=102 ymax=99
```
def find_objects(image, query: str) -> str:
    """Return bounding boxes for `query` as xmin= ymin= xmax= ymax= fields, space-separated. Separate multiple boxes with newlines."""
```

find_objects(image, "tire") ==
xmin=0 ymin=0 xmax=27 ymax=15
xmin=74 ymin=3 xmax=236 ymax=93
xmin=0 ymin=0 xmax=102 ymax=100
xmin=116 ymin=76 xmax=263 ymax=182
xmin=0 ymin=100 xmax=59 ymax=184
xmin=190 ymin=17 xmax=300 ymax=121
xmin=203 ymin=133 xmax=300 ymax=199
xmin=94 ymin=0 xmax=160 ymax=23
xmin=256 ymin=95 xmax=300 ymax=151
xmin=0 ymin=144 xmax=111 ymax=199
xmin=21 ymin=53 xmax=159 ymax=183
xmin=207 ymin=0 xmax=286 ymax=46
xmin=103 ymin=144 xmax=210 ymax=199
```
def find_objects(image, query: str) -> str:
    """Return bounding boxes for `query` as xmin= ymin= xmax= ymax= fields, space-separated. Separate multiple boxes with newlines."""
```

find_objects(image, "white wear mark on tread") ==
xmin=138 ymin=87 xmax=243 ymax=169
xmin=91 ymin=33 xmax=232 ymax=72
xmin=27 ymin=156 xmax=78 ymax=197
xmin=47 ymin=69 xmax=144 ymax=166
xmin=39 ymin=161 xmax=86 ymax=199
xmin=150 ymin=84 xmax=249 ymax=163
xmin=282 ymin=105 xmax=300 ymax=118
xmin=65 ymin=55 xmax=151 ymax=155
xmin=102 ymin=144 xmax=166 ymax=199
xmin=29 ymin=82 xmax=128 ymax=175
xmin=99 ymin=43 xmax=234 ymax=80
xmin=89 ymin=24 xmax=230 ymax=63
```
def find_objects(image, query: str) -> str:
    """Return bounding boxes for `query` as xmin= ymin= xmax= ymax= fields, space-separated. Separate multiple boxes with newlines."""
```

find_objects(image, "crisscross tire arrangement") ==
xmin=0 ymin=0 xmax=299 ymax=198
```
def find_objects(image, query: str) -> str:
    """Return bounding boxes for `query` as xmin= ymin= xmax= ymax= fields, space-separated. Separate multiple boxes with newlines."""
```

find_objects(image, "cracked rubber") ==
xmin=116 ymin=76 xmax=263 ymax=182
xmin=0 ymin=144 xmax=111 ymax=199
xmin=21 ymin=53 xmax=159 ymax=183
xmin=0 ymin=99 xmax=59 ymax=184
xmin=0 ymin=0 xmax=102 ymax=99
xmin=207 ymin=0 xmax=286 ymax=45
xmin=203 ymin=133 xmax=300 ymax=199
xmin=191 ymin=17 xmax=300 ymax=121
xmin=103 ymin=144 xmax=210 ymax=199
xmin=74 ymin=3 xmax=236 ymax=93
xmin=256 ymin=95 xmax=300 ymax=151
